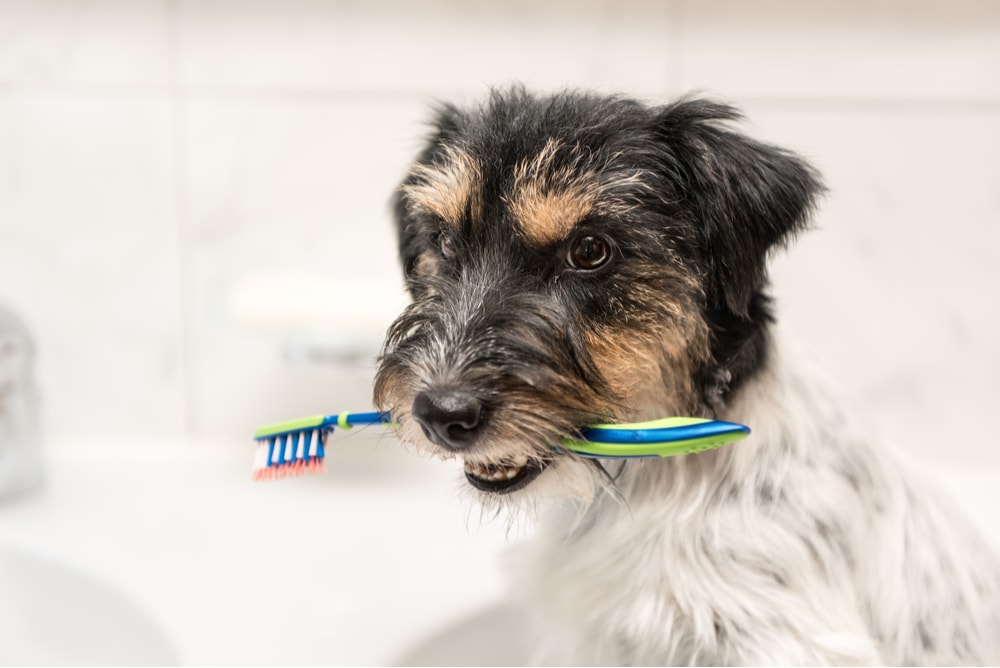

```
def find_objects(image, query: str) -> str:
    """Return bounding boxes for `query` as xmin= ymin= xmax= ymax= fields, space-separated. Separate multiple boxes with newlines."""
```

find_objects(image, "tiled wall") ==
xmin=0 ymin=1 xmax=998 ymax=466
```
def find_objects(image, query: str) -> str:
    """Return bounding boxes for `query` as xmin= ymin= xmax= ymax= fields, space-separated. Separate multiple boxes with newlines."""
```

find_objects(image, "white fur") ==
xmin=499 ymin=332 xmax=1000 ymax=665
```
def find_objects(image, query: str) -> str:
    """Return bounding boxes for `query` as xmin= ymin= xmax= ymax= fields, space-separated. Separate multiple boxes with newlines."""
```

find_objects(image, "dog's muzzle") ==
xmin=410 ymin=387 xmax=548 ymax=494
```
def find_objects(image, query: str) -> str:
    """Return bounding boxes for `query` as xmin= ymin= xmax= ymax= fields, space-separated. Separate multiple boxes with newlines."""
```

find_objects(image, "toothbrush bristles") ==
xmin=251 ymin=428 xmax=329 ymax=482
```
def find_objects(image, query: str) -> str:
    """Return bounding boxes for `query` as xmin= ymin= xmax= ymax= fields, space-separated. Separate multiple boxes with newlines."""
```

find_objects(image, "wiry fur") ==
xmin=375 ymin=87 xmax=1000 ymax=665
xmin=510 ymin=336 xmax=1000 ymax=665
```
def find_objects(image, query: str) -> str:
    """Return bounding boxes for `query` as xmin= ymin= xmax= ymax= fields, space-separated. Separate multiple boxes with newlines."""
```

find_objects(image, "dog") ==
xmin=374 ymin=87 xmax=1000 ymax=665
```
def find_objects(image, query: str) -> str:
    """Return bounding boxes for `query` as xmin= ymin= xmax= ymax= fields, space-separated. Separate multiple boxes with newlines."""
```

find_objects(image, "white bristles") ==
xmin=295 ymin=432 xmax=306 ymax=461
xmin=253 ymin=441 xmax=268 ymax=471
xmin=251 ymin=429 xmax=328 ymax=482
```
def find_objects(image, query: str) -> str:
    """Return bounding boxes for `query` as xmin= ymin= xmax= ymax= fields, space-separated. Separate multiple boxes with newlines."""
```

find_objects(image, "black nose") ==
xmin=412 ymin=389 xmax=484 ymax=450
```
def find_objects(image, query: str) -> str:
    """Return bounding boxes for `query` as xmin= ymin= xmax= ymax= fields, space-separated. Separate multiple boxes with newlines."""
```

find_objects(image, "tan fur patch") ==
xmin=586 ymin=330 xmax=697 ymax=419
xmin=508 ymin=139 xmax=594 ymax=246
xmin=584 ymin=283 xmax=711 ymax=420
xmin=401 ymin=145 xmax=482 ymax=226
xmin=508 ymin=139 xmax=650 ymax=246
xmin=510 ymin=187 xmax=596 ymax=247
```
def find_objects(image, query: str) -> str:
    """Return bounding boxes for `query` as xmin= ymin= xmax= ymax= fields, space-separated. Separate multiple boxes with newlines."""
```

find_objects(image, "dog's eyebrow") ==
xmin=401 ymin=145 xmax=482 ymax=226
xmin=509 ymin=185 xmax=597 ymax=246
xmin=508 ymin=139 xmax=650 ymax=246
xmin=508 ymin=139 xmax=599 ymax=246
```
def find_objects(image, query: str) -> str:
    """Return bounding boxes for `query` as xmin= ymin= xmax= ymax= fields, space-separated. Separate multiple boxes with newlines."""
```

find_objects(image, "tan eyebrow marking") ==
xmin=508 ymin=139 xmax=594 ymax=246
xmin=508 ymin=139 xmax=649 ymax=246
xmin=401 ymin=145 xmax=482 ymax=227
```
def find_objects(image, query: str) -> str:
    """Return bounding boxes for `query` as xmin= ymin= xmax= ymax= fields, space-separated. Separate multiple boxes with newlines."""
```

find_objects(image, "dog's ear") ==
xmin=653 ymin=99 xmax=824 ymax=316
xmin=393 ymin=103 xmax=467 ymax=297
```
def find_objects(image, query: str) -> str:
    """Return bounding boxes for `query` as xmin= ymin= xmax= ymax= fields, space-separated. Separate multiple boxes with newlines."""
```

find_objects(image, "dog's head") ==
xmin=375 ymin=88 xmax=822 ymax=502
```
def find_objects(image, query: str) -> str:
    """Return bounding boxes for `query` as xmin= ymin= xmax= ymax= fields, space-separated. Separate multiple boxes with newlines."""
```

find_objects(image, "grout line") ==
xmin=165 ymin=0 xmax=196 ymax=439
xmin=716 ymin=95 xmax=1000 ymax=113
xmin=1 ymin=80 xmax=999 ymax=112
xmin=0 ymin=81 xmax=442 ymax=105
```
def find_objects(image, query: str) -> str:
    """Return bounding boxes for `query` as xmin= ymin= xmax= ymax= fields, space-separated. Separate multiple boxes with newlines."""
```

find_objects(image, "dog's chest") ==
xmin=511 ymin=497 xmax=739 ymax=664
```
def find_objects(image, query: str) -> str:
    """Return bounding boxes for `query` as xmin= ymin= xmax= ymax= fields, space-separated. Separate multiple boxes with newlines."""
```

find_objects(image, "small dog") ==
xmin=374 ymin=87 xmax=1000 ymax=665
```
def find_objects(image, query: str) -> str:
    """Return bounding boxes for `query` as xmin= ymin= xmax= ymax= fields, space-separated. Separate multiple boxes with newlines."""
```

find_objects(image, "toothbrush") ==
xmin=251 ymin=411 xmax=750 ymax=481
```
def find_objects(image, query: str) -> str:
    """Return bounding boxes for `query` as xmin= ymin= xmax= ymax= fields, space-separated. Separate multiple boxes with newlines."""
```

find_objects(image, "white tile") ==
xmin=0 ymin=91 xmax=184 ymax=439
xmin=0 ymin=0 xmax=169 ymax=86
xmin=740 ymin=106 xmax=1000 ymax=466
xmin=179 ymin=96 xmax=428 ymax=437
xmin=174 ymin=0 xmax=675 ymax=96
xmin=179 ymin=92 xmax=1000 ymax=461
xmin=678 ymin=0 xmax=1000 ymax=101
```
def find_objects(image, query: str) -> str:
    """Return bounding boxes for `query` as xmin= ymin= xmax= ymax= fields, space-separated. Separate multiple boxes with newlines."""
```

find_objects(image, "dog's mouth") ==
xmin=462 ymin=455 xmax=549 ymax=494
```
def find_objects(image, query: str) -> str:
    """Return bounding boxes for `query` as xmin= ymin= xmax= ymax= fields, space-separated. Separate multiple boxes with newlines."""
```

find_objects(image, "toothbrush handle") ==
xmin=333 ymin=411 xmax=392 ymax=429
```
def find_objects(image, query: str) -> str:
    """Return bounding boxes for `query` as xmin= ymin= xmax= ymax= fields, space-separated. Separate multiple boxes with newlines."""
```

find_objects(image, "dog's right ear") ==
xmin=393 ymin=103 xmax=467 ymax=297
xmin=652 ymin=99 xmax=824 ymax=317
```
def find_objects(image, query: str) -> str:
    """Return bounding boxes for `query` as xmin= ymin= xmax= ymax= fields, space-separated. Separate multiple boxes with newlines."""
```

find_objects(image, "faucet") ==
xmin=0 ymin=305 xmax=43 ymax=500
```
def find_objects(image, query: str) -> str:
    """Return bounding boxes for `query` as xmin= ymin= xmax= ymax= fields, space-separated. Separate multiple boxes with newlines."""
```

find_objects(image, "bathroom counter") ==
xmin=1 ymin=435 xmax=997 ymax=665
xmin=0 ymin=434 xmax=514 ymax=665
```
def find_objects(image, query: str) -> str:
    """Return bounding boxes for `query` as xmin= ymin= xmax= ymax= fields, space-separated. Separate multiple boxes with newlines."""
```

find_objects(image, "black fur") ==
xmin=380 ymin=87 xmax=823 ymax=423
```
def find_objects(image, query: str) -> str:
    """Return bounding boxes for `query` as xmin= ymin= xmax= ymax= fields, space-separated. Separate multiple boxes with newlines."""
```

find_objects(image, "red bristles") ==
xmin=251 ymin=434 xmax=327 ymax=482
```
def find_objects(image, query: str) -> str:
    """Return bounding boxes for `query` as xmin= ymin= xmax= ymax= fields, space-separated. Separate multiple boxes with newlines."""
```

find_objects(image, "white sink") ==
xmin=0 ymin=435 xmax=514 ymax=665
xmin=392 ymin=604 xmax=531 ymax=666
xmin=0 ymin=544 xmax=179 ymax=666
xmin=0 ymin=435 xmax=995 ymax=665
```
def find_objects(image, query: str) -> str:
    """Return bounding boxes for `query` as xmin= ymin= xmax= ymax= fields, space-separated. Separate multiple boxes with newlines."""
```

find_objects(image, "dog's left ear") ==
xmin=654 ymin=100 xmax=824 ymax=316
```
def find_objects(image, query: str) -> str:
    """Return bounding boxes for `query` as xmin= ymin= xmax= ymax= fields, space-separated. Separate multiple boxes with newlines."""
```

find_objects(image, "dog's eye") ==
xmin=567 ymin=235 xmax=612 ymax=271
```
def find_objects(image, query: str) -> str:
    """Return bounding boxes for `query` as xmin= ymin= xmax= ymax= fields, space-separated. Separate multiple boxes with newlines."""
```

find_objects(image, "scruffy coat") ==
xmin=375 ymin=88 xmax=1000 ymax=665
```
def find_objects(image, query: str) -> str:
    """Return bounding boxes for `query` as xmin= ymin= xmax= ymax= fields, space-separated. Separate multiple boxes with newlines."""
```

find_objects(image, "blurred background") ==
xmin=0 ymin=1 xmax=998 ymax=665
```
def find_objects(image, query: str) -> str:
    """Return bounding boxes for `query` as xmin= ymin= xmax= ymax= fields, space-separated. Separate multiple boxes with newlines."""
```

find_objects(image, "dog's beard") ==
xmin=466 ymin=456 xmax=623 ymax=531
xmin=386 ymin=398 xmax=610 ymax=494
xmin=376 ymin=341 xmax=689 ymax=519
xmin=370 ymin=391 xmax=629 ymax=540
xmin=374 ymin=279 xmax=616 ymax=502
xmin=372 ymin=268 xmax=695 ymax=520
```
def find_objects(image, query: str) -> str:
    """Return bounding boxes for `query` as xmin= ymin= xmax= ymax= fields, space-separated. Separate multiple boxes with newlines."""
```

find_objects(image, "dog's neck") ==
xmin=697 ymin=293 xmax=776 ymax=415
xmin=599 ymin=328 xmax=851 ymax=512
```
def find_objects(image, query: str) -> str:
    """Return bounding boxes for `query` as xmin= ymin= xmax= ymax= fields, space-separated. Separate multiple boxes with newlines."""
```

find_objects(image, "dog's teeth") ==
xmin=463 ymin=458 xmax=530 ymax=482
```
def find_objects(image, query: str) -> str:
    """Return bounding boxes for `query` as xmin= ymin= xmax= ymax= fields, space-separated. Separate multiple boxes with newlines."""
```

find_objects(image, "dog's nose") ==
xmin=412 ymin=389 xmax=484 ymax=450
